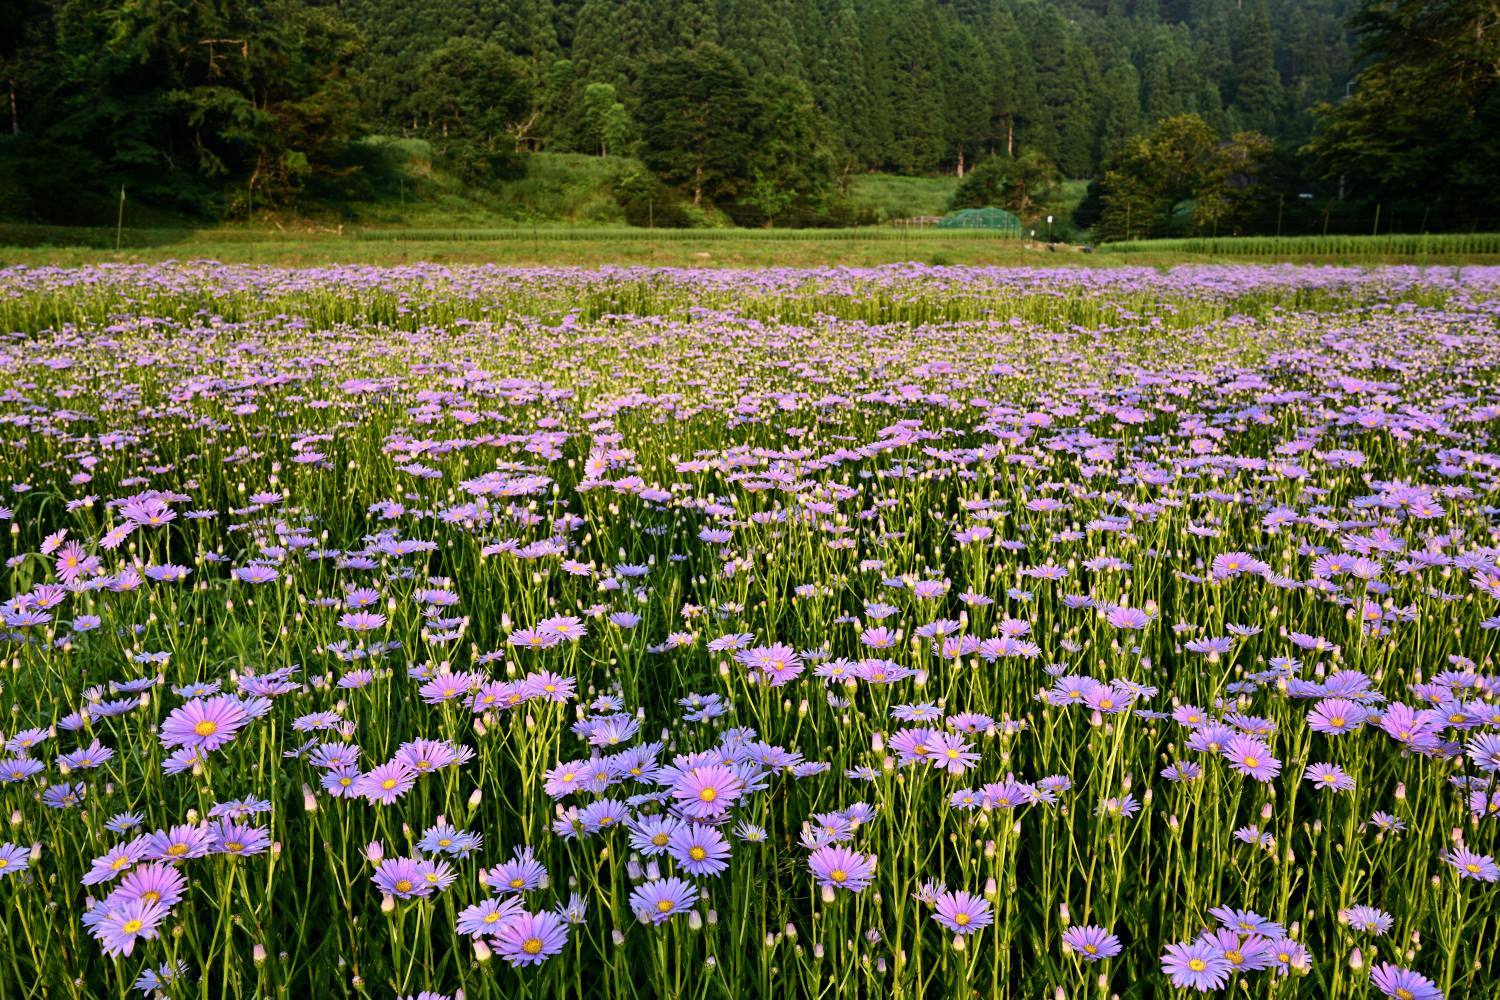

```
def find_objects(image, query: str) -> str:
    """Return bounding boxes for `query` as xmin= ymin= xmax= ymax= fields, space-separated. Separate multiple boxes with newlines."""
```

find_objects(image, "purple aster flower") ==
xmin=82 ymin=838 xmax=149 ymax=885
xmin=932 ymin=890 xmax=993 ymax=935
xmin=806 ymin=845 xmax=875 ymax=892
xmin=629 ymin=815 xmax=683 ymax=856
xmin=372 ymin=858 xmax=432 ymax=899
xmin=1308 ymin=698 xmax=1367 ymax=736
xmin=110 ymin=862 xmax=187 ymax=908
xmin=482 ymin=847 xmax=548 ymax=894
xmin=1106 ymin=606 xmax=1152 ymax=630
xmin=667 ymin=823 xmax=731 ymax=877
xmin=145 ymin=825 xmax=217 ymax=862
xmin=357 ymin=761 xmax=417 ymax=804
xmin=91 ymin=899 xmax=169 ymax=956
xmin=929 ymin=732 xmax=980 ymax=774
xmin=1340 ymin=905 xmax=1393 ymax=935
xmin=0 ymin=842 xmax=30 ymax=879
xmin=629 ymin=876 xmax=698 ymax=924
xmin=456 ymin=897 xmax=523 ymax=937
xmin=159 ymin=696 xmax=249 ymax=752
xmin=1160 ymin=939 xmax=1232 ymax=992
xmin=492 ymin=909 xmax=568 ymax=968
xmin=1222 ymin=735 xmax=1280 ymax=781
xmin=1445 ymin=847 xmax=1498 ymax=882
xmin=670 ymin=764 xmax=744 ymax=820
xmin=1369 ymin=963 xmax=1443 ymax=1000
xmin=1062 ymin=924 xmax=1122 ymax=960
xmin=1303 ymin=762 xmax=1355 ymax=792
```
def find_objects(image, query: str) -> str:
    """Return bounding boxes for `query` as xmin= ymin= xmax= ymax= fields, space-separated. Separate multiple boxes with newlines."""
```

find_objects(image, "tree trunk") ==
xmin=7 ymin=79 xmax=16 ymax=134
xmin=956 ymin=146 xmax=965 ymax=178
xmin=693 ymin=164 xmax=703 ymax=207
xmin=1006 ymin=121 xmax=1014 ymax=157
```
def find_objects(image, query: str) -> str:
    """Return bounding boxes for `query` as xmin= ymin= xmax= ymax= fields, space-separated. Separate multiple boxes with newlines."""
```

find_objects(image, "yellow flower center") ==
xmin=689 ymin=847 xmax=706 ymax=861
xmin=522 ymin=938 xmax=543 ymax=955
xmin=121 ymin=919 xmax=143 ymax=933
xmin=1188 ymin=958 xmax=1206 ymax=972
xmin=954 ymin=913 xmax=970 ymax=926
xmin=657 ymin=900 xmax=673 ymax=913
xmin=194 ymin=720 xmax=218 ymax=737
xmin=394 ymin=879 xmax=413 ymax=893
xmin=698 ymin=788 xmax=718 ymax=802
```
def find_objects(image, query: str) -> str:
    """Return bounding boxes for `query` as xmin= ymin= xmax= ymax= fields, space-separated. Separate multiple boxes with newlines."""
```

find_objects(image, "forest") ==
xmin=1 ymin=0 xmax=1494 ymax=234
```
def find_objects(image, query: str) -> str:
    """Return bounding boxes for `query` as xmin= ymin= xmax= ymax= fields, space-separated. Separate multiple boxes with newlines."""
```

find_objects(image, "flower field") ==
xmin=1 ymin=262 xmax=1498 ymax=999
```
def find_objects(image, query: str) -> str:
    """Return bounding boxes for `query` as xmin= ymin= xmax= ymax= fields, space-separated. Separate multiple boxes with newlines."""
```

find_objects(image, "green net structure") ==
xmin=935 ymin=207 xmax=1023 ymax=234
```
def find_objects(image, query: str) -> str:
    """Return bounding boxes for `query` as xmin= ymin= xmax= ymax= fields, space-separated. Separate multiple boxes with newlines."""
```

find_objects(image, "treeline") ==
xmin=0 ymin=0 xmax=1494 ymax=232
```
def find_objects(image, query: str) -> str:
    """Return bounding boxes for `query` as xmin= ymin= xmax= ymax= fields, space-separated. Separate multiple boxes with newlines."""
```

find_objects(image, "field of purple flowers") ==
xmin=1 ymin=262 xmax=1498 ymax=999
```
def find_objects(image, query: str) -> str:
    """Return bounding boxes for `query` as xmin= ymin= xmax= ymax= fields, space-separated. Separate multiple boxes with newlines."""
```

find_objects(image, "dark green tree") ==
xmin=1308 ymin=0 xmax=1500 ymax=226
xmin=637 ymin=44 xmax=755 ymax=208
xmin=1231 ymin=3 xmax=1282 ymax=132
xmin=414 ymin=40 xmax=533 ymax=183
xmin=949 ymin=149 xmax=1060 ymax=222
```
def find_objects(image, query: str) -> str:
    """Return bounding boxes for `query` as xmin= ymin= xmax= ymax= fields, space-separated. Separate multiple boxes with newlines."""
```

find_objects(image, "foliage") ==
xmin=1306 ymin=0 xmax=1500 ymax=227
xmin=1094 ymin=114 xmax=1280 ymax=240
xmin=5 ymin=0 xmax=365 ymax=219
xmin=411 ymin=40 xmax=532 ymax=186
xmin=950 ymin=151 xmax=1061 ymax=223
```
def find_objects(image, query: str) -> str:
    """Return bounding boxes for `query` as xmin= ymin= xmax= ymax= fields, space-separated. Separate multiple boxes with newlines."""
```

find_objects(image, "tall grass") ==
xmin=0 ymin=263 xmax=1495 ymax=1000
xmin=1105 ymin=233 xmax=1500 ymax=257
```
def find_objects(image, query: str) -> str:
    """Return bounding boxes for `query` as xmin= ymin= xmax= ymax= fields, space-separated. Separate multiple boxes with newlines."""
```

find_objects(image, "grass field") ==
xmin=0 ymin=227 xmax=1113 ymax=268
xmin=4 ymin=223 xmax=1498 ymax=269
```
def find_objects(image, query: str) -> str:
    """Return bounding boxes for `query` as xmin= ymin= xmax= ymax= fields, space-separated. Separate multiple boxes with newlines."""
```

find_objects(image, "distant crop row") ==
xmin=350 ymin=227 xmax=1022 ymax=243
xmin=1106 ymin=233 xmax=1500 ymax=257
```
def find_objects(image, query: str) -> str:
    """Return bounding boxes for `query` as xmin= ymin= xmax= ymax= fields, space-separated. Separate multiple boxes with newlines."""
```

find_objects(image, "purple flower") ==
xmin=372 ymin=857 xmax=432 ymax=899
xmin=357 ymin=761 xmax=417 ymax=805
xmin=670 ymin=764 xmax=744 ymax=819
xmin=807 ymin=845 xmax=875 ymax=892
xmin=1062 ymin=924 xmax=1122 ymax=960
xmin=338 ymin=611 xmax=387 ymax=632
xmin=1303 ymin=762 xmax=1355 ymax=792
xmin=1369 ymin=963 xmax=1443 ymax=1000
xmin=110 ymin=862 xmax=187 ymax=908
xmin=1445 ymin=847 xmax=1498 ymax=882
xmin=1222 ymin=734 xmax=1280 ymax=781
xmin=145 ymin=825 xmax=217 ymax=862
xmin=1105 ymin=606 xmax=1152 ymax=630
xmin=1160 ymin=939 xmax=1232 ymax=992
xmin=0 ymin=843 xmax=30 ymax=879
xmin=159 ymin=696 xmax=249 ymax=752
xmin=1307 ymin=698 xmax=1366 ymax=736
xmin=456 ymin=898 xmax=523 ymax=937
xmin=931 ymin=890 xmax=993 ymax=935
xmin=492 ymin=909 xmax=568 ymax=968
xmin=629 ymin=876 xmax=698 ymax=924
xmin=91 ymin=899 xmax=168 ymax=956
xmin=667 ymin=823 xmax=731 ymax=877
